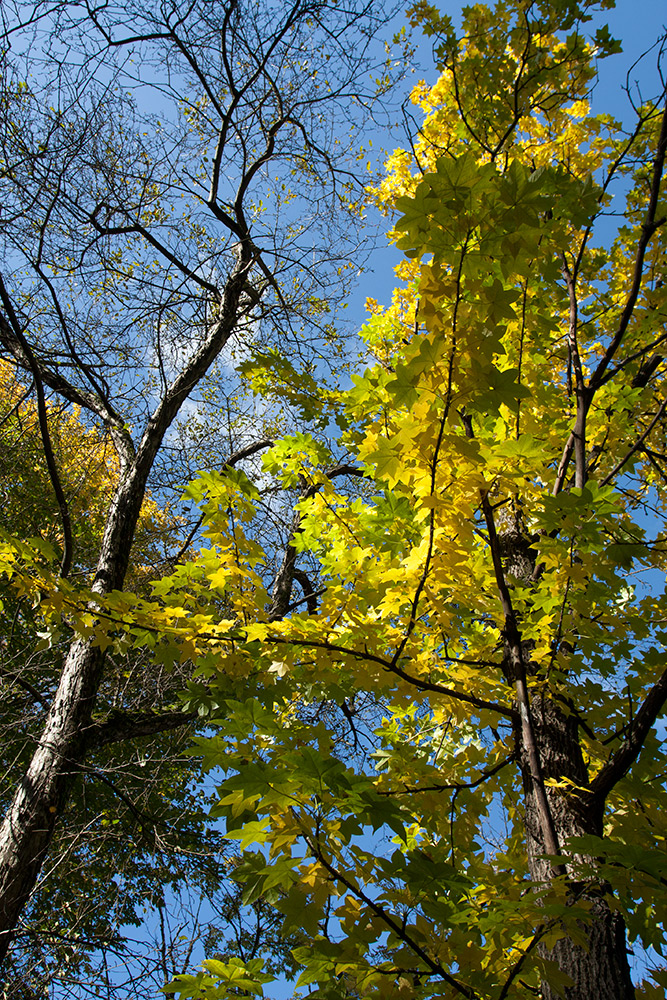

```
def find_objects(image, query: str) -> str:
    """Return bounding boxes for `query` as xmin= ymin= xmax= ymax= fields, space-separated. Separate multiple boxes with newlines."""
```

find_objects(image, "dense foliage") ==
xmin=1 ymin=1 xmax=667 ymax=999
xmin=158 ymin=2 xmax=667 ymax=998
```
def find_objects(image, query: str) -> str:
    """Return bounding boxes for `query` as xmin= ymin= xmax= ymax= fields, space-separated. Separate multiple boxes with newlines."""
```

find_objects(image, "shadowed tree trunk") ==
xmin=491 ymin=503 xmax=637 ymax=999
xmin=519 ymin=695 xmax=635 ymax=1000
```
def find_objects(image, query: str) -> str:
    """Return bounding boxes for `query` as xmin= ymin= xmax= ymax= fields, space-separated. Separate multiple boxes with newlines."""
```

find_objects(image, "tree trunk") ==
xmin=518 ymin=694 xmax=635 ymax=1000
xmin=0 ymin=637 xmax=105 ymax=964
xmin=0 ymin=248 xmax=254 ymax=966
xmin=497 ymin=515 xmax=636 ymax=999
xmin=0 ymin=466 xmax=145 ymax=965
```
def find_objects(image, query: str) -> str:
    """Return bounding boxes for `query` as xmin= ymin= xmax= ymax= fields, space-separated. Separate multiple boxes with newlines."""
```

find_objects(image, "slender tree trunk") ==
xmin=0 ymin=638 xmax=105 ymax=963
xmin=518 ymin=694 xmax=635 ymax=1000
xmin=0 ymin=252 xmax=253 ymax=966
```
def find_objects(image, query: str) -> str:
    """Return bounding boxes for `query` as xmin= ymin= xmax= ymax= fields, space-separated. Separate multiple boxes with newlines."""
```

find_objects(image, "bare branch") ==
xmin=588 ymin=98 xmax=667 ymax=392
xmin=0 ymin=276 xmax=72 ymax=577
xmin=600 ymin=397 xmax=667 ymax=486
xmin=84 ymin=709 xmax=197 ymax=750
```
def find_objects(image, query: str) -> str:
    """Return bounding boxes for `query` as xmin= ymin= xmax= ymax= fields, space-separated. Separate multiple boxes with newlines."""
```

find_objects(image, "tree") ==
xmin=0 ymin=362 xmax=230 ymax=997
xmin=148 ymin=2 xmax=667 ymax=998
xmin=0 ymin=0 xmax=401 ymax=983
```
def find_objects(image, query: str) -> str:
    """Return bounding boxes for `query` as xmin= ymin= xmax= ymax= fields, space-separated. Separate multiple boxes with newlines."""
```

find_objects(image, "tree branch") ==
xmin=267 ymin=636 xmax=517 ymax=720
xmin=460 ymin=412 xmax=564 ymax=868
xmin=0 ymin=276 xmax=73 ymax=577
xmin=590 ymin=665 xmax=667 ymax=801
xmin=379 ymin=753 xmax=515 ymax=796
xmin=300 ymin=828 xmax=479 ymax=999
xmin=0 ymin=289 xmax=136 ymax=470
xmin=553 ymin=97 xmax=667 ymax=495
xmin=561 ymin=253 xmax=587 ymax=489
xmin=588 ymin=99 xmax=667 ymax=392
xmin=290 ymin=568 xmax=322 ymax=614
xmin=269 ymin=462 xmax=365 ymax=620
xmin=599 ymin=397 xmax=667 ymax=486
xmin=84 ymin=709 xmax=197 ymax=751
xmin=168 ymin=438 xmax=274 ymax=566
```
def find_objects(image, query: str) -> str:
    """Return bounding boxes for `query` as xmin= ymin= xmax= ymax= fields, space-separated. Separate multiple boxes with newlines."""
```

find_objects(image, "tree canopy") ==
xmin=155 ymin=2 xmax=667 ymax=998
xmin=2 ymin=1 xmax=667 ymax=999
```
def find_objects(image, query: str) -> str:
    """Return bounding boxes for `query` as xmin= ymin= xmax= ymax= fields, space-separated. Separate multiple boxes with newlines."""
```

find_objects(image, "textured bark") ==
xmin=0 ymin=465 xmax=147 ymax=963
xmin=495 ymin=506 xmax=636 ymax=1000
xmin=517 ymin=695 xmax=635 ymax=1000
xmin=0 ymin=638 xmax=105 ymax=964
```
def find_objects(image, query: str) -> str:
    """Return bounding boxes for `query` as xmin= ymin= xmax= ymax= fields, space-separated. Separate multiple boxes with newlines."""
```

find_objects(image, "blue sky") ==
xmin=354 ymin=0 xmax=667 ymax=325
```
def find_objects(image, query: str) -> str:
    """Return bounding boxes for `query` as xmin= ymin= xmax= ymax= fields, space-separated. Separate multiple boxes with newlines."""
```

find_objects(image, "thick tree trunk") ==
xmin=496 ymin=514 xmax=635 ymax=999
xmin=518 ymin=694 xmax=635 ymax=1000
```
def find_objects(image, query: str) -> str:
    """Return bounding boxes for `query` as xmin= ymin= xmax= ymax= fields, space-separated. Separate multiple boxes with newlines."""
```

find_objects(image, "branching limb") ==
xmin=0 ymin=665 xmax=49 ymax=709
xmin=480 ymin=486 xmax=563 ymax=864
xmin=590 ymin=664 xmax=667 ymax=801
xmin=497 ymin=918 xmax=559 ymax=1000
xmin=461 ymin=412 xmax=563 ymax=868
xmin=588 ymin=99 xmax=667 ymax=392
xmin=269 ymin=462 xmax=364 ymax=620
xmin=290 ymin=568 xmax=322 ymax=615
xmin=300 ymin=828 xmax=480 ymax=1000
xmin=267 ymin=636 xmax=517 ymax=719
xmin=390 ymin=412 xmax=448 ymax=667
xmin=168 ymin=438 xmax=274 ymax=567
xmin=84 ymin=709 xmax=198 ymax=751
xmin=379 ymin=753 xmax=515 ymax=796
xmin=600 ymin=397 xmax=667 ymax=486
xmin=554 ymin=97 xmax=667 ymax=495
xmin=0 ymin=276 xmax=72 ymax=577
xmin=561 ymin=254 xmax=587 ymax=489
xmin=0 ymin=282 xmax=135 ymax=469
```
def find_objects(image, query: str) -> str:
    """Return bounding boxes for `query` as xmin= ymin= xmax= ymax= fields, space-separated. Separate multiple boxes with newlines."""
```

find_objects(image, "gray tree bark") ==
xmin=517 ymin=695 xmax=636 ymax=1000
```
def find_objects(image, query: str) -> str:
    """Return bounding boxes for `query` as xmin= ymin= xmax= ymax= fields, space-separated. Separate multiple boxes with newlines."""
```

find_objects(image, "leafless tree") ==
xmin=0 ymin=0 xmax=400 ymax=988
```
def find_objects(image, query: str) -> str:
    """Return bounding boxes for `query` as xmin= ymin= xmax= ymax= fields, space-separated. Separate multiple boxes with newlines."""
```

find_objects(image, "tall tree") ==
xmin=152 ymin=2 xmax=667 ymax=998
xmin=0 ymin=0 xmax=400 ymax=980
